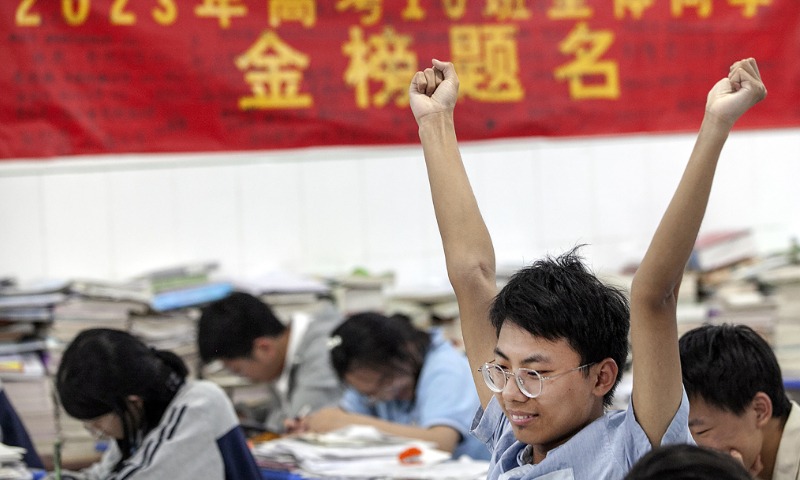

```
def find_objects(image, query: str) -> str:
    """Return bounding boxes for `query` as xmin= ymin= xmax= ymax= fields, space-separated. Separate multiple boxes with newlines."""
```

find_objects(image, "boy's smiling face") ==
xmin=493 ymin=322 xmax=606 ymax=461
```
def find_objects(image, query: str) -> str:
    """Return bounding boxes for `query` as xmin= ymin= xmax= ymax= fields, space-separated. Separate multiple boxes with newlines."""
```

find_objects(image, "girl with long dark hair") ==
xmin=55 ymin=328 xmax=261 ymax=479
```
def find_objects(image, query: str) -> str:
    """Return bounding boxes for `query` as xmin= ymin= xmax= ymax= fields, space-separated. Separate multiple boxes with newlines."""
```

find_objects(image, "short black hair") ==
xmin=490 ymin=247 xmax=630 ymax=407
xmin=56 ymin=328 xmax=188 ymax=465
xmin=624 ymin=444 xmax=751 ymax=480
xmin=328 ymin=312 xmax=430 ymax=381
xmin=197 ymin=291 xmax=286 ymax=363
xmin=680 ymin=323 xmax=791 ymax=417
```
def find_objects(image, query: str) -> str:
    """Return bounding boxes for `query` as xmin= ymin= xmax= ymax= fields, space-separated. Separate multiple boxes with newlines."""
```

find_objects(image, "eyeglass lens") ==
xmin=482 ymin=364 xmax=542 ymax=398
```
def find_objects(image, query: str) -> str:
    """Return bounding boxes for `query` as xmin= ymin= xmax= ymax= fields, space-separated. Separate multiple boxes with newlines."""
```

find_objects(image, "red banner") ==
xmin=1 ymin=0 xmax=798 ymax=159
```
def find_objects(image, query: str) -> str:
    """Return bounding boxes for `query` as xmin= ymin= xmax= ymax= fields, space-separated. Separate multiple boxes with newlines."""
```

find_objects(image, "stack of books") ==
xmin=328 ymin=272 xmax=394 ymax=316
xmin=237 ymin=271 xmax=333 ymax=324
xmin=2 ymin=377 xmax=58 ymax=462
xmin=68 ymin=261 xmax=232 ymax=314
xmin=758 ymin=264 xmax=800 ymax=386
xmin=0 ymin=280 xmax=66 ymax=461
xmin=129 ymin=311 xmax=199 ymax=377
xmin=0 ymin=280 xmax=67 ymax=357
xmin=705 ymin=281 xmax=779 ymax=344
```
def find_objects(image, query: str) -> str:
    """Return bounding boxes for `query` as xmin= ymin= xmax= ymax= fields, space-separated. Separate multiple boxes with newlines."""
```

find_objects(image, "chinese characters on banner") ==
xmin=0 ymin=0 xmax=798 ymax=159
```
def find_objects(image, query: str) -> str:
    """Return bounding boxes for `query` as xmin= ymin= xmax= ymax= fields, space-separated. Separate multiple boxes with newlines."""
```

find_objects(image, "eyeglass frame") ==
xmin=345 ymin=365 xmax=416 ymax=405
xmin=478 ymin=361 xmax=597 ymax=398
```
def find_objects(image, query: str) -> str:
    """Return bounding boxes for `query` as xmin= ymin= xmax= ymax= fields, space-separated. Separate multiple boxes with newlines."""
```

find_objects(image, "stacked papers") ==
xmin=0 ymin=443 xmax=26 ymax=463
xmin=253 ymin=425 xmax=489 ymax=479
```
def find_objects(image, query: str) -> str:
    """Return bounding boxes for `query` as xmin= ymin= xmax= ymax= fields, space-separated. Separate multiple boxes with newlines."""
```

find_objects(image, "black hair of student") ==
xmin=197 ymin=291 xmax=286 ymax=363
xmin=624 ymin=444 xmax=751 ymax=480
xmin=489 ymin=246 xmax=630 ymax=407
xmin=328 ymin=312 xmax=431 ymax=382
xmin=679 ymin=323 xmax=791 ymax=417
xmin=56 ymin=328 xmax=188 ymax=467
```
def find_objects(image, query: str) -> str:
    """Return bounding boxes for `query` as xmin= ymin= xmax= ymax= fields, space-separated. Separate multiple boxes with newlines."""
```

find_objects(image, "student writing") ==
xmin=286 ymin=312 xmax=490 ymax=459
xmin=198 ymin=291 xmax=344 ymax=434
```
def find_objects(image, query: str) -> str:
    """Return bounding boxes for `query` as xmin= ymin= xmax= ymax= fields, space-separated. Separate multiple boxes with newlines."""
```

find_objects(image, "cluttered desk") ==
xmin=252 ymin=425 xmax=489 ymax=480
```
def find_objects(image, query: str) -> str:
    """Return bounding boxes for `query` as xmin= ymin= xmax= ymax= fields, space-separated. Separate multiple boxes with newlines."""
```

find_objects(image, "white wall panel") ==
xmin=299 ymin=158 xmax=364 ymax=276
xmin=463 ymin=146 xmax=540 ymax=268
xmin=238 ymin=161 xmax=305 ymax=277
xmin=107 ymin=168 xmax=178 ymax=278
xmin=361 ymin=154 xmax=436 ymax=269
xmin=41 ymin=172 xmax=112 ymax=279
xmin=536 ymin=140 xmax=598 ymax=251
xmin=1 ymin=128 xmax=798 ymax=287
xmin=0 ymin=176 xmax=45 ymax=278
xmin=170 ymin=165 xmax=240 ymax=274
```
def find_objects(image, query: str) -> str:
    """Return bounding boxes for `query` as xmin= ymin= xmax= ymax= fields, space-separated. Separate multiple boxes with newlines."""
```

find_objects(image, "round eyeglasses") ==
xmin=478 ymin=362 xmax=596 ymax=398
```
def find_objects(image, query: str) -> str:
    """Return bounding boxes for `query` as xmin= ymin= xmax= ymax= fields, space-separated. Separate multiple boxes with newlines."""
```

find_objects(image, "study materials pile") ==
xmin=252 ymin=425 xmax=489 ymax=480
xmin=68 ymin=261 xmax=231 ymax=314
xmin=0 ymin=442 xmax=37 ymax=479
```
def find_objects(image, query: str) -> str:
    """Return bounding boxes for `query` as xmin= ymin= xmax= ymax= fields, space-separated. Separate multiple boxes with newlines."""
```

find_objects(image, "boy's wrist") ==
xmin=701 ymin=110 xmax=737 ymax=134
xmin=417 ymin=112 xmax=455 ymax=141
xmin=418 ymin=111 xmax=454 ymax=129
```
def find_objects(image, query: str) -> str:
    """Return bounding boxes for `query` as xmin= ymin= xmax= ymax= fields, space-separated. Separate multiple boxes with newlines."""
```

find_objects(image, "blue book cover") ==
xmin=151 ymin=282 xmax=232 ymax=311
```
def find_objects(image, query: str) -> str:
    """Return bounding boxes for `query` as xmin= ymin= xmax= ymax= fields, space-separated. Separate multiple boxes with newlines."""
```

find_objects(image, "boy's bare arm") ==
xmin=409 ymin=60 xmax=497 ymax=407
xmin=630 ymin=58 xmax=767 ymax=446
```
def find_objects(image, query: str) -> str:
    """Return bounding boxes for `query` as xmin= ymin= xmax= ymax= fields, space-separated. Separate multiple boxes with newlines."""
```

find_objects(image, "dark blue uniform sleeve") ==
xmin=0 ymin=389 xmax=44 ymax=469
xmin=217 ymin=426 xmax=262 ymax=480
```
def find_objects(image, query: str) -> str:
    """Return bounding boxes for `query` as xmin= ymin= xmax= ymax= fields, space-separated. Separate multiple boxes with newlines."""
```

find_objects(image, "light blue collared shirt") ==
xmin=340 ymin=329 xmax=490 ymax=460
xmin=471 ymin=388 xmax=694 ymax=479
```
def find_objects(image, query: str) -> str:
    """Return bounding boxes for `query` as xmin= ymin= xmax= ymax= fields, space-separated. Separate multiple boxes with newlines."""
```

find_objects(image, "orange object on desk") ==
xmin=247 ymin=431 xmax=281 ymax=448
xmin=398 ymin=446 xmax=422 ymax=464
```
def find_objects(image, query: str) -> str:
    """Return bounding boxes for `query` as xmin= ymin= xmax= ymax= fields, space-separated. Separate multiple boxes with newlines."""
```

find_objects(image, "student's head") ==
xmin=198 ymin=291 xmax=288 ymax=383
xmin=56 ymin=328 xmax=188 ymax=462
xmin=486 ymin=248 xmax=629 ymax=447
xmin=680 ymin=323 xmax=790 ymax=472
xmin=624 ymin=444 xmax=752 ymax=480
xmin=328 ymin=312 xmax=430 ymax=403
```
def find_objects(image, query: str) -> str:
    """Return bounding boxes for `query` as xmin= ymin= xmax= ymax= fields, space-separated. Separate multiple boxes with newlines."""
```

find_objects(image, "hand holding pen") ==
xmin=283 ymin=405 xmax=312 ymax=435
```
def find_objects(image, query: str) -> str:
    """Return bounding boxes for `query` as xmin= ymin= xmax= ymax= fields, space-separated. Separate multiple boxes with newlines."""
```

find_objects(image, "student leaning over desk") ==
xmin=50 ymin=328 xmax=261 ymax=480
xmin=286 ymin=311 xmax=490 ymax=460
xmin=198 ymin=291 xmax=344 ymax=435
xmin=680 ymin=323 xmax=800 ymax=479
xmin=408 ymin=56 xmax=766 ymax=479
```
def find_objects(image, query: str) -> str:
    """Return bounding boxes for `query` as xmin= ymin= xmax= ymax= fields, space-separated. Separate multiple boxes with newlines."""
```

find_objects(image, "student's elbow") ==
xmin=446 ymin=257 xmax=495 ymax=294
xmin=630 ymin=275 xmax=678 ymax=314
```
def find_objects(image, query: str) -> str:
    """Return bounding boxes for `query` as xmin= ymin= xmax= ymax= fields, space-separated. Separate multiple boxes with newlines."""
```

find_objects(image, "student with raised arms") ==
xmin=408 ymin=57 xmax=766 ymax=478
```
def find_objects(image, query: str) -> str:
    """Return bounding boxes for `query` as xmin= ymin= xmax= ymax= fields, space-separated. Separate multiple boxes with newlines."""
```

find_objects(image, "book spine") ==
xmin=0 ymin=340 xmax=49 ymax=356
xmin=149 ymin=273 xmax=211 ymax=294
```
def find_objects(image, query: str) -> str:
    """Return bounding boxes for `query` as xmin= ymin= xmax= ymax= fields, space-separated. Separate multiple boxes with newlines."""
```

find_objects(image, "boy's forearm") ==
xmin=636 ymin=114 xmax=732 ymax=294
xmin=418 ymin=112 xmax=495 ymax=281
xmin=628 ymin=112 xmax=733 ymax=447
xmin=418 ymin=109 xmax=497 ymax=407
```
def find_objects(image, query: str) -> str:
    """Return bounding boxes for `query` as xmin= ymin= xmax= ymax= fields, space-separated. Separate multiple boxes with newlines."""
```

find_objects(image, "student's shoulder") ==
xmin=309 ymin=304 xmax=344 ymax=331
xmin=301 ymin=310 xmax=343 ymax=345
xmin=178 ymin=380 xmax=234 ymax=412
xmin=172 ymin=380 xmax=240 ymax=432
